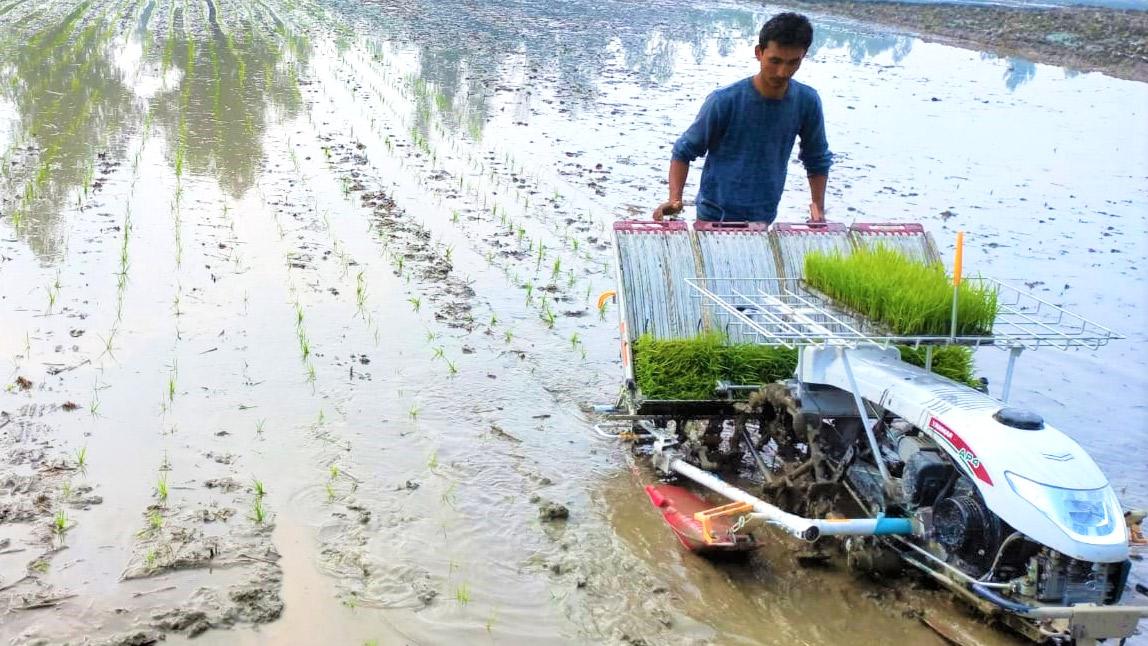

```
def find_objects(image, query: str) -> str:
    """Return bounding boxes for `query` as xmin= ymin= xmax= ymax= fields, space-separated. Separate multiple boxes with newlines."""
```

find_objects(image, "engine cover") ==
xmin=901 ymin=448 xmax=952 ymax=508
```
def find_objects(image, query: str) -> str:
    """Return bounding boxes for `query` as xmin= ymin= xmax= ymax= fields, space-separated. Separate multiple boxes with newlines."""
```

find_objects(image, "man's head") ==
xmin=754 ymin=13 xmax=813 ymax=92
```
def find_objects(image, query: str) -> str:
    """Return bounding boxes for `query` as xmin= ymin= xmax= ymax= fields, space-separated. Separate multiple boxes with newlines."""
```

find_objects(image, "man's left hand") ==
xmin=808 ymin=202 xmax=826 ymax=223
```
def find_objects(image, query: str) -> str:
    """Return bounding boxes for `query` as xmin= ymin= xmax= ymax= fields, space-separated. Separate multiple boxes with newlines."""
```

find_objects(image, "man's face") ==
xmin=755 ymin=41 xmax=807 ymax=90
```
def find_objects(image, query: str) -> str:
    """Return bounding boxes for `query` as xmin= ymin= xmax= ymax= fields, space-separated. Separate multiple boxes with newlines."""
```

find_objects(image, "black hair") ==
xmin=758 ymin=12 xmax=813 ymax=50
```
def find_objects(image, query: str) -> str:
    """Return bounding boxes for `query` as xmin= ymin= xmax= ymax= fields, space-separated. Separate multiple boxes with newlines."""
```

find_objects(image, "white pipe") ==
xmin=669 ymin=459 xmax=822 ymax=541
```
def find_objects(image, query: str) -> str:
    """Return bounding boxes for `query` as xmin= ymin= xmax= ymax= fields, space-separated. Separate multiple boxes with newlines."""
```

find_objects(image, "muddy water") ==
xmin=0 ymin=0 xmax=1144 ymax=644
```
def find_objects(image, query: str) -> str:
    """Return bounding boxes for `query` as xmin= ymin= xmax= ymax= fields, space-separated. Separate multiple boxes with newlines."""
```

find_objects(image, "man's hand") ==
xmin=808 ymin=202 xmax=826 ymax=224
xmin=652 ymin=200 xmax=684 ymax=221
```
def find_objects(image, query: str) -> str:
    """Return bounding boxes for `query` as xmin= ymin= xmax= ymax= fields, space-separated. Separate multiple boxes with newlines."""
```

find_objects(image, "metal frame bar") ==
xmin=684 ymin=277 xmax=1122 ymax=351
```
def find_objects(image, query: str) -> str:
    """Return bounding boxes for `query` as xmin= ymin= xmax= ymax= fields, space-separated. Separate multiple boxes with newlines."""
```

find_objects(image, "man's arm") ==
xmin=653 ymin=159 xmax=689 ymax=220
xmin=653 ymin=93 xmax=724 ymax=220
xmin=798 ymin=90 xmax=833 ymax=222
xmin=807 ymin=174 xmax=827 ymax=222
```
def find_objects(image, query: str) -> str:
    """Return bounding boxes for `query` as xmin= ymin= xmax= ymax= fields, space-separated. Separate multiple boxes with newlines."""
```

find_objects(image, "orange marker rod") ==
xmin=950 ymin=231 xmax=964 ymax=339
xmin=953 ymin=231 xmax=964 ymax=287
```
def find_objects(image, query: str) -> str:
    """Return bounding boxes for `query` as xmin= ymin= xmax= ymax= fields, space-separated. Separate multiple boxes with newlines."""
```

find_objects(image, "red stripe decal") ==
xmin=928 ymin=417 xmax=993 ymax=486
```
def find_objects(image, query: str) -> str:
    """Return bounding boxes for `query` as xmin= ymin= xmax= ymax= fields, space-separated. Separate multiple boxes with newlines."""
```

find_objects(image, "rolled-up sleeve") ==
xmin=798 ymin=91 xmax=833 ymax=176
xmin=672 ymin=93 xmax=724 ymax=163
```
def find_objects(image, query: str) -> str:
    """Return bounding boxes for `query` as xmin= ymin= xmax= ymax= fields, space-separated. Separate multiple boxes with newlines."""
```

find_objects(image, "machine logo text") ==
xmin=928 ymin=417 xmax=993 ymax=486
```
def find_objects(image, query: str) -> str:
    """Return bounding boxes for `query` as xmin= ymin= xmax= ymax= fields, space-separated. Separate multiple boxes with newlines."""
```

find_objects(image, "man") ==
xmin=653 ymin=12 xmax=832 ymax=224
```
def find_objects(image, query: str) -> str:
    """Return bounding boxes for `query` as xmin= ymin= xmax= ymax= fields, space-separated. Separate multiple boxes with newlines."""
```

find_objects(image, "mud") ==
xmin=790 ymin=0 xmax=1148 ymax=81
xmin=1 ymin=0 xmax=1145 ymax=644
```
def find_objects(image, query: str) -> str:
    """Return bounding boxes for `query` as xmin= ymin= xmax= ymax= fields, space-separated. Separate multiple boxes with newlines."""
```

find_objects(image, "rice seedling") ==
xmin=148 ymin=511 xmax=163 ymax=532
xmin=145 ymin=549 xmax=158 ymax=570
xmin=426 ymin=449 xmax=438 ymax=469
xmin=256 ymin=419 xmax=266 ymax=435
xmin=98 ymin=332 xmax=117 ymax=360
xmin=74 ymin=446 xmax=88 ymax=470
xmin=253 ymin=479 xmax=266 ymax=497
xmin=53 ymin=510 xmax=69 ymax=535
xmin=633 ymin=333 xmax=798 ymax=400
xmin=155 ymin=473 xmax=169 ymax=502
xmin=325 ymin=482 xmax=336 ymax=502
xmin=634 ymin=331 xmax=975 ymax=399
xmin=441 ymin=482 xmax=457 ymax=508
xmin=409 ymin=404 xmax=421 ymax=421
xmin=251 ymin=497 xmax=267 ymax=524
xmin=329 ymin=465 xmax=339 ymax=481
xmin=455 ymin=582 xmax=471 ymax=605
xmin=446 ymin=359 xmax=458 ymax=376
xmin=444 ymin=246 xmax=453 ymax=263
xmin=570 ymin=333 xmax=581 ymax=350
xmin=299 ymin=333 xmax=311 ymax=360
xmin=432 ymin=346 xmax=445 ymax=360
xmin=408 ymin=296 xmax=421 ymax=312
xmin=540 ymin=303 xmax=557 ymax=329
xmin=60 ymin=481 xmax=73 ymax=501
xmin=523 ymin=281 xmax=534 ymax=304
xmin=504 ymin=329 xmax=514 ymax=344
xmin=552 ymin=258 xmax=561 ymax=278
xmin=355 ymin=272 xmax=367 ymax=312
xmin=804 ymin=246 xmax=998 ymax=336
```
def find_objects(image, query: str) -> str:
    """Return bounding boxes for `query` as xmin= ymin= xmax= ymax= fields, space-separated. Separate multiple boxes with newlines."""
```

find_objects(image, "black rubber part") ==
xmin=992 ymin=407 xmax=1045 ymax=430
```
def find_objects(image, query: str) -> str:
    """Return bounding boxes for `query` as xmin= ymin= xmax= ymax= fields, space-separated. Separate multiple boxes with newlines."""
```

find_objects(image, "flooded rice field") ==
xmin=0 ymin=0 xmax=1145 ymax=644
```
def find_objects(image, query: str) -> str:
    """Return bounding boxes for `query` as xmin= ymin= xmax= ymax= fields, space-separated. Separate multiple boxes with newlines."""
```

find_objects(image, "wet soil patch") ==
xmin=793 ymin=0 xmax=1148 ymax=80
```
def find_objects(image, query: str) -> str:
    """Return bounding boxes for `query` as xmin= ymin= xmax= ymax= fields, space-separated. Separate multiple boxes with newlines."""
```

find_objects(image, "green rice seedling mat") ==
xmin=804 ymin=246 xmax=998 ymax=337
xmin=633 ymin=333 xmax=977 ymax=400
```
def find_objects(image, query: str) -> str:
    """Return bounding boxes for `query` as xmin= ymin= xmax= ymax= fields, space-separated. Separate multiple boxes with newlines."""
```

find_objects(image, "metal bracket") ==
xmin=694 ymin=501 xmax=754 ymax=545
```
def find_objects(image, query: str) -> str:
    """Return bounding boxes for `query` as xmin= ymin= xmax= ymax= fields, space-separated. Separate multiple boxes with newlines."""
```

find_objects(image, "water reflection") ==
xmin=1 ymin=1 xmax=310 ymax=260
xmin=147 ymin=6 xmax=307 ymax=198
xmin=976 ymin=51 xmax=1038 ymax=90
xmin=811 ymin=28 xmax=915 ymax=65
xmin=1005 ymin=57 xmax=1037 ymax=90
xmin=0 ymin=7 xmax=137 ymax=260
xmin=340 ymin=0 xmax=937 ymax=141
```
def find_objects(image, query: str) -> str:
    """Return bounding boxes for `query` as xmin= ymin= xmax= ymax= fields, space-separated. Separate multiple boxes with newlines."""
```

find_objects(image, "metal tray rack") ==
xmin=687 ymin=276 xmax=1123 ymax=401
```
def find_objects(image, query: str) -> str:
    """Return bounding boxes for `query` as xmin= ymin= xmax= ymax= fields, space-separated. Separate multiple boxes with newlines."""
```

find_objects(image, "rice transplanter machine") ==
xmin=597 ymin=219 xmax=1147 ymax=645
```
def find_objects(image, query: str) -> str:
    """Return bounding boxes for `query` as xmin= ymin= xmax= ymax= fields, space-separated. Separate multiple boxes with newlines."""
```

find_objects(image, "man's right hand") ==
xmin=652 ymin=200 xmax=683 ymax=221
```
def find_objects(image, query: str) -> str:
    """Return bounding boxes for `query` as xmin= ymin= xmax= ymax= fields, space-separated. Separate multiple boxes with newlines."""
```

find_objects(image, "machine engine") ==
xmin=835 ymin=414 xmax=1129 ymax=609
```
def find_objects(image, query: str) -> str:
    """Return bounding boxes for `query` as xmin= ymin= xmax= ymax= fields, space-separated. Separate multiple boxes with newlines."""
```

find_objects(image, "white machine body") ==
xmin=800 ymin=345 xmax=1130 ymax=564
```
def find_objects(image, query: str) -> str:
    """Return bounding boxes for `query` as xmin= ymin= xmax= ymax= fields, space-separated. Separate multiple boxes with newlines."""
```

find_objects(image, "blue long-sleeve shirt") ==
xmin=671 ymin=78 xmax=832 ymax=223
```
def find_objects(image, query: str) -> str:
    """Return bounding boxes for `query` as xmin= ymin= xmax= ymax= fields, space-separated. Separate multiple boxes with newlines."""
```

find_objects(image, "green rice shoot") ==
xmin=634 ymin=333 xmax=978 ymax=400
xmin=804 ymin=246 xmax=998 ymax=336
xmin=633 ymin=333 xmax=796 ymax=400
